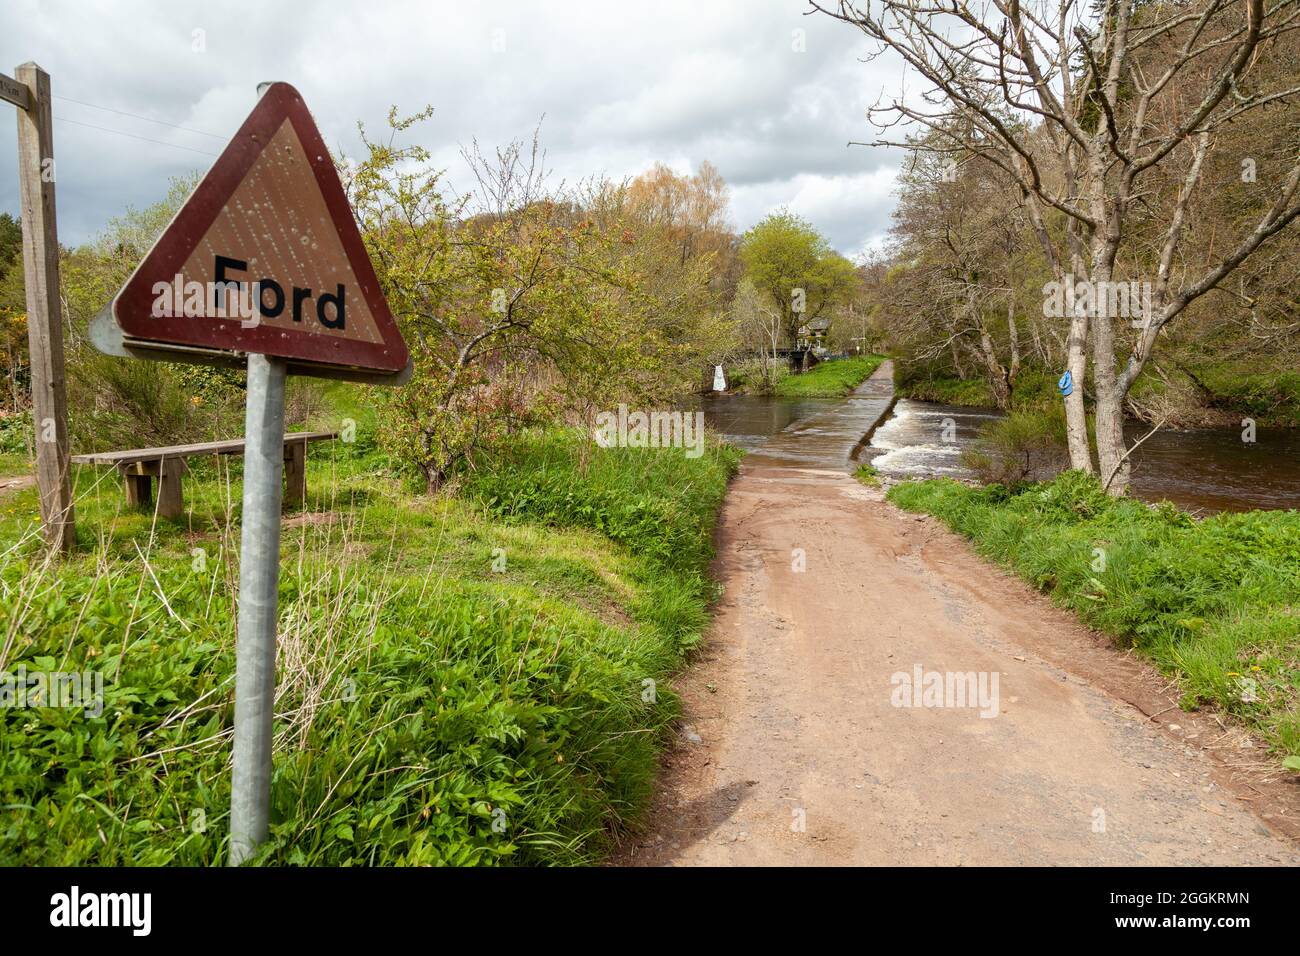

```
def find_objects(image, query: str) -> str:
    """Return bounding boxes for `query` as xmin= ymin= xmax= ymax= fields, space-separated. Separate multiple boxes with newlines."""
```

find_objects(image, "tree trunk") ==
xmin=977 ymin=325 xmax=1011 ymax=410
xmin=1090 ymin=260 xmax=1129 ymax=494
xmin=1064 ymin=309 xmax=1092 ymax=473
xmin=1006 ymin=295 xmax=1021 ymax=404
xmin=1095 ymin=382 xmax=1129 ymax=493
xmin=948 ymin=338 xmax=966 ymax=379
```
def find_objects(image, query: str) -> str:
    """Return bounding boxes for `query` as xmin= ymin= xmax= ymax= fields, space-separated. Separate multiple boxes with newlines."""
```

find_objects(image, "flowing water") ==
xmin=695 ymin=372 xmax=896 ymax=470
xmin=698 ymin=385 xmax=1300 ymax=514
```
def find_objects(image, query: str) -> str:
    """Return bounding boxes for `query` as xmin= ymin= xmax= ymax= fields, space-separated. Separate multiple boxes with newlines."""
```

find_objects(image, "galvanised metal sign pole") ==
xmin=229 ymin=351 xmax=287 ymax=864
xmin=91 ymin=82 xmax=411 ymax=865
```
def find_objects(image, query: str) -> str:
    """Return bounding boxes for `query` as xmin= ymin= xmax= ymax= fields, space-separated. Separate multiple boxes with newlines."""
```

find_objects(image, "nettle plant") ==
xmin=346 ymin=110 xmax=692 ymax=492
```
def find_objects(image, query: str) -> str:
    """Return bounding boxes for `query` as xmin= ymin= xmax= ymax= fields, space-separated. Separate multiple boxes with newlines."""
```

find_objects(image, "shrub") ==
xmin=728 ymin=356 xmax=788 ymax=394
xmin=962 ymin=409 xmax=1069 ymax=485
xmin=0 ymin=410 xmax=30 ymax=456
xmin=66 ymin=348 xmax=243 ymax=452
xmin=464 ymin=428 xmax=742 ymax=575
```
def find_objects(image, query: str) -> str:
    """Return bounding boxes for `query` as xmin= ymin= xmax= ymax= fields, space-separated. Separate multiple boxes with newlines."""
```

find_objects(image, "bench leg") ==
xmin=283 ymin=440 xmax=307 ymax=507
xmin=123 ymin=471 xmax=152 ymax=509
xmin=156 ymin=460 xmax=186 ymax=518
xmin=120 ymin=459 xmax=186 ymax=518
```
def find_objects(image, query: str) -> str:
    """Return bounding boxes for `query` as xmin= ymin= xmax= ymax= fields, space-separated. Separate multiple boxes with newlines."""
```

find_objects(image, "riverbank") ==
xmin=772 ymin=355 xmax=885 ymax=398
xmin=0 ymin=427 xmax=740 ymax=865
xmin=888 ymin=472 xmax=1300 ymax=768
xmin=897 ymin=363 xmax=1300 ymax=430
xmin=728 ymin=354 xmax=886 ymax=399
xmin=866 ymin=395 xmax=1300 ymax=513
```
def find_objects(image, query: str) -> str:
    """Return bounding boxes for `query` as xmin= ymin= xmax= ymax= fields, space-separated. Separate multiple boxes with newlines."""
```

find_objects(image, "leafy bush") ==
xmin=0 ymin=410 xmax=30 ymax=456
xmin=66 ymin=348 xmax=244 ymax=452
xmin=464 ymin=428 xmax=742 ymax=576
xmin=727 ymin=356 xmax=788 ymax=394
xmin=961 ymin=409 xmax=1069 ymax=485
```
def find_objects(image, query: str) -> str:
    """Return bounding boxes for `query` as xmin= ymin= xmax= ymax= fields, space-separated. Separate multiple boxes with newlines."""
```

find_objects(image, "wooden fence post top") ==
xmin=14 ymin=59 xmax=75 ymax=554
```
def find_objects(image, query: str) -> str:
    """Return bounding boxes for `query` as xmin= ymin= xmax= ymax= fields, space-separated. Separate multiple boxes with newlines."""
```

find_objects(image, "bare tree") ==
xmin=814 ymin=0 xmax=1300 ymax=492
xmin=888 ymin=144 xmax=1031 ymax=407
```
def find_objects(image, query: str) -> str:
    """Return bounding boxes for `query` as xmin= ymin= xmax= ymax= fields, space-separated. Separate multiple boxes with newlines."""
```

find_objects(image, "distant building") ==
xmin=796 ymin=316 xmax=830 ymax=352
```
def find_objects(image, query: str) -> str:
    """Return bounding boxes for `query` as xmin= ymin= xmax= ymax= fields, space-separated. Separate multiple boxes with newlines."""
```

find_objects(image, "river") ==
xmin=698 ymin=388 xmax=1300 ymax=514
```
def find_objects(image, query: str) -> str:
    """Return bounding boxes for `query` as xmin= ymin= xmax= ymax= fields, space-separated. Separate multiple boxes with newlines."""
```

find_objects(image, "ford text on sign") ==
xmin=111 ymin=82 xmax=407 ymax=374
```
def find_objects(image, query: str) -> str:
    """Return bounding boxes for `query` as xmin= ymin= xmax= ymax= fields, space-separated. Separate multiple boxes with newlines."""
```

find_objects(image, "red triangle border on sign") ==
xmin=112 ymin=82 xmax=409 ymax=374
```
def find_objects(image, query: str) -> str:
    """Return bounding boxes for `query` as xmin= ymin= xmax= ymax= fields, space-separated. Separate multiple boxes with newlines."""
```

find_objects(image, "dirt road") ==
xmin=621 ymin=370 xmax=1300 ymax=866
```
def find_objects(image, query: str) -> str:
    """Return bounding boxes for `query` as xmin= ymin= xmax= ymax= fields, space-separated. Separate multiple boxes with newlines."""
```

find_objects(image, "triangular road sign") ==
xmin=110 ymin=82 xmax=408 ymax=375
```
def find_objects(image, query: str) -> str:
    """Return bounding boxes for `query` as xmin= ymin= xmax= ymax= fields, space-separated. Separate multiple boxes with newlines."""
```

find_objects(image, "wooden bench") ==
xmin=71 ymin=431 xmax=338 ymax=518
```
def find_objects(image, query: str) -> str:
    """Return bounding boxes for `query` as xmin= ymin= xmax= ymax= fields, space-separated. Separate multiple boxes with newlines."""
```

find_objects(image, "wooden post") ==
xmin=283 ymin=439 xmax=307 ymax=507
xmin=118 ymin=459 xmax=187 ymax=518
xmin=155 ymin=459 xmax=187 ymax=518
xmin=13 ymin=62 xmax=74 ymax=553
xmin=119 ymin=463 xmax=152 ymax=510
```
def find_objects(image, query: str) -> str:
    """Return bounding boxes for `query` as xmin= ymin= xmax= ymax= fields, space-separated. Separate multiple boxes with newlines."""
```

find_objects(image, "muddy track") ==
xmin=617 ymin=392 xmax=1300 ymax=866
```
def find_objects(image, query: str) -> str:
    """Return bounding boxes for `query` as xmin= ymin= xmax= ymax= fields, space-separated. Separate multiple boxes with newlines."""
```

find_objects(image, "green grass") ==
xmin=887 ymin=471 xmax=1300 ymax=765
xmin=0 ymin=453 xmax=29 ymax=478
xmin=0 ymin=425 xmax=741 ymax=865
xmin=773 ymin=355 xmax=886 ymax=398
xmin=853 ymin=463 xmax=881 ymax=488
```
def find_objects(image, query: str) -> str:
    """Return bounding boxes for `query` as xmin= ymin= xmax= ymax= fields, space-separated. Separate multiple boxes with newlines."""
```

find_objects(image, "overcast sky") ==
xmin=1 ymin=0 xmax=904 ymax=258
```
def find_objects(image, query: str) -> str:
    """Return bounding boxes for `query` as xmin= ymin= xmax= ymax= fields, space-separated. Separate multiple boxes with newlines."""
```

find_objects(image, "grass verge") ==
xmin=773 ymin=355 xmax=885 ymax=398
xmin=887 ymin=471 xmax=1300 ymax=767
xmin=0 ymin=427 xmax=740 ymax=865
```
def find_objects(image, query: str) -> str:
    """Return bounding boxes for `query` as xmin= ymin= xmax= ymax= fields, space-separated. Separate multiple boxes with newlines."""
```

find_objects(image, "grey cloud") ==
xmin=0 ymin=0 xmax=903 ymax=256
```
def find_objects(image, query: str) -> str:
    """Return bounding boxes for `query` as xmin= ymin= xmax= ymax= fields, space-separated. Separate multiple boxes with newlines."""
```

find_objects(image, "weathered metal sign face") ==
xmin=110 ymin=82 xmax=408 ymax=374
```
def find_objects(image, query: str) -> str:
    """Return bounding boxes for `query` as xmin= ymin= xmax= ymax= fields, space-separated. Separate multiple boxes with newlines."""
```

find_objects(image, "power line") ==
xmin=54 ymin=116 xmax=221 ymax=158
xmin=53 ymin=93 xmax=225 ymax=139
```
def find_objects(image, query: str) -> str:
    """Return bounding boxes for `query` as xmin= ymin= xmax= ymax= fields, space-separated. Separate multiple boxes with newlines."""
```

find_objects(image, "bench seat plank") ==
xmin=72 ymin=431 xmax=338 ymax=518
xmin=71 ymin=431 xmax=337 ymax=466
